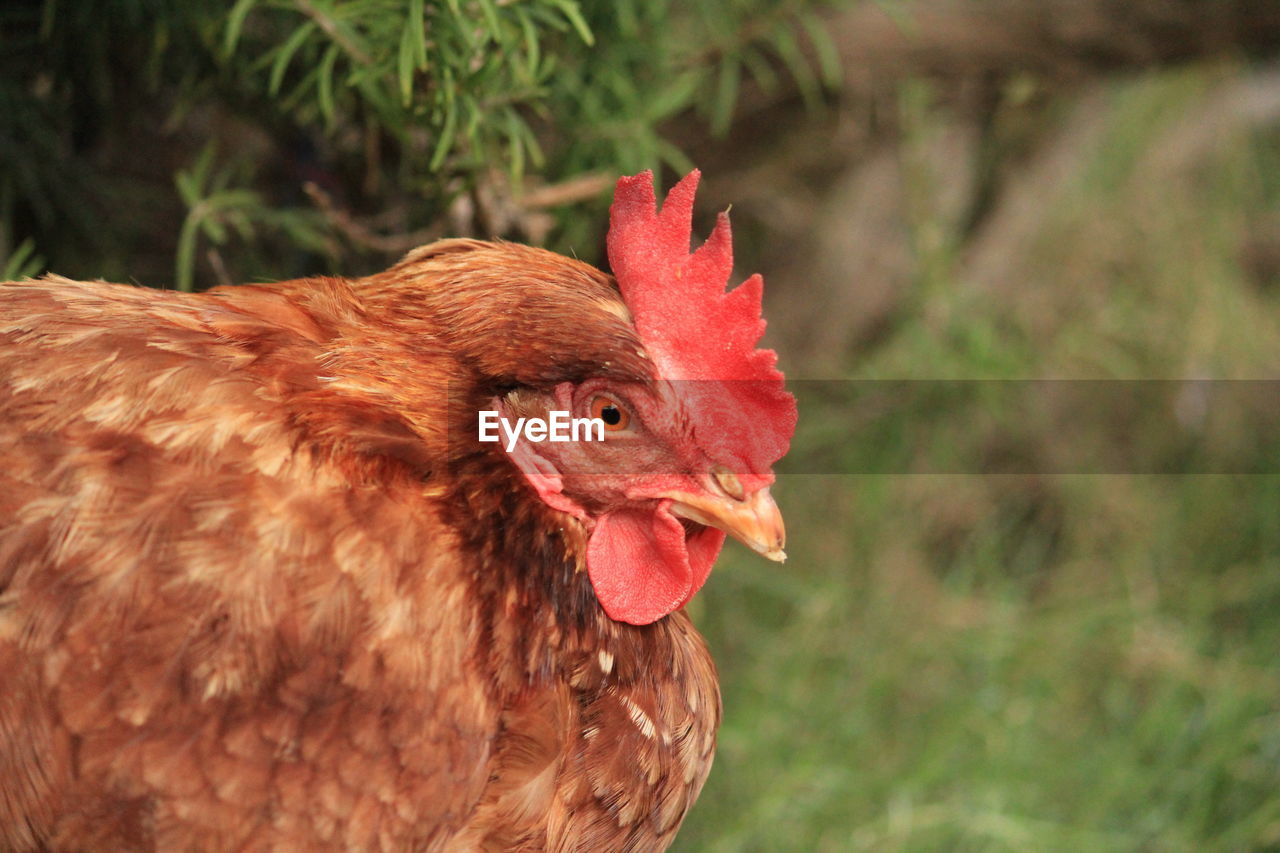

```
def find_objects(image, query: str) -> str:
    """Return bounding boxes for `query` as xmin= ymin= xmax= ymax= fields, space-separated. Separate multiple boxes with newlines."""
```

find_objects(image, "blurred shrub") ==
xmin=0 ymin=0 xmax=839 ymax=288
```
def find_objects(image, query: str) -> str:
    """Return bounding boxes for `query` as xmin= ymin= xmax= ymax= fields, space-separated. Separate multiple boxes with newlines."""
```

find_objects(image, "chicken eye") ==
xmin=590 ymin=396 xmax=631 ymax=431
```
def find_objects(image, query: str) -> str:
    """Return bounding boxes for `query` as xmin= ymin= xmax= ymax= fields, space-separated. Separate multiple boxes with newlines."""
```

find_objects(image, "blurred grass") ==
xmin=675 ymin=63 xmax=1280 ymax=852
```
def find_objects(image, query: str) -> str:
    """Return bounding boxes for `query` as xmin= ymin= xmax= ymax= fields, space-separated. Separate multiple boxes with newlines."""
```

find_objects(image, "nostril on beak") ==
xmin=711 ymin=465 xmax=745 ymax=502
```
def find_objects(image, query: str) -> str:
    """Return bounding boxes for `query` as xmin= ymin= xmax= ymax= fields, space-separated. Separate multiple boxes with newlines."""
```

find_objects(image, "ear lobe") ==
xmin=505 ymin=436 xmax=588 ymax=520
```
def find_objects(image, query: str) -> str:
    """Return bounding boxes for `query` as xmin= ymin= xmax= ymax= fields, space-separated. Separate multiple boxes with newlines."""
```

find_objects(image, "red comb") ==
xmin=607 ymin=170 xmax=796 ymax=476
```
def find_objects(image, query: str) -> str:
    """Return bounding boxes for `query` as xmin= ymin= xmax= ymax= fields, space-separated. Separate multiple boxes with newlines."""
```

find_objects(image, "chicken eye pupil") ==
xmin=590 ymin=396 xmax=629 ymax=431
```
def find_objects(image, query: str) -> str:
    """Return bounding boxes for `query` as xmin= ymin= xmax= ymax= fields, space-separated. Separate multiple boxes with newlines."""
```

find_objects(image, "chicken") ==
xmin=0 ymin=170 xmax=796 ymax=852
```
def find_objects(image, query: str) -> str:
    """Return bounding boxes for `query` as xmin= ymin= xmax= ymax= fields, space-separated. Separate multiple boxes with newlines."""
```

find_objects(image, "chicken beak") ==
xmin=666 ymin=486 xmax=787 ymax=562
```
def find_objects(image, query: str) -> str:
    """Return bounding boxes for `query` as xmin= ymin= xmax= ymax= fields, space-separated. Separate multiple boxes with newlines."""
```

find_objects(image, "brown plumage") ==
xmin=0 ymin=172 xmax=793 ymax=851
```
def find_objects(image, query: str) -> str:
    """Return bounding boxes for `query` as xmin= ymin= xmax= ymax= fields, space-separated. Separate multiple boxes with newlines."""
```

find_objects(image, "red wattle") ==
xmin=587 ymin=502 xmax=726 ymax=625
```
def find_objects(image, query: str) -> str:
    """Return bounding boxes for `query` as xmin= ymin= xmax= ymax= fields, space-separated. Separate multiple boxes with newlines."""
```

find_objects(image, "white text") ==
xmin=478 ymin=411 xmax=605 ymax=452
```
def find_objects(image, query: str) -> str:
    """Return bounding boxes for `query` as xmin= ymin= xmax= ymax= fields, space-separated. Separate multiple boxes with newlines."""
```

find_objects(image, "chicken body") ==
xmin=0 ymin=241 xmax=721 ymax=851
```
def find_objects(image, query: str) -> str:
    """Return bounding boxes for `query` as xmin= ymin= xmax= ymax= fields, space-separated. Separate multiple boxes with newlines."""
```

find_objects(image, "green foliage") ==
xmin=173 ymin=141 xmax=329 ymax=290
xmin=675 ymin=64 xmax=1280 ymax=852
xmin=1 ymin=237 xmax=44 ymax=280
xmin=1 ymin=0 xmax=841 ymax=289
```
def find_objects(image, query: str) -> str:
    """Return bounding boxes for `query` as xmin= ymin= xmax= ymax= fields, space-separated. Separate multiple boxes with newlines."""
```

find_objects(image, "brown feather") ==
xmin=0 ymin=239 xmax=719 ymax=851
